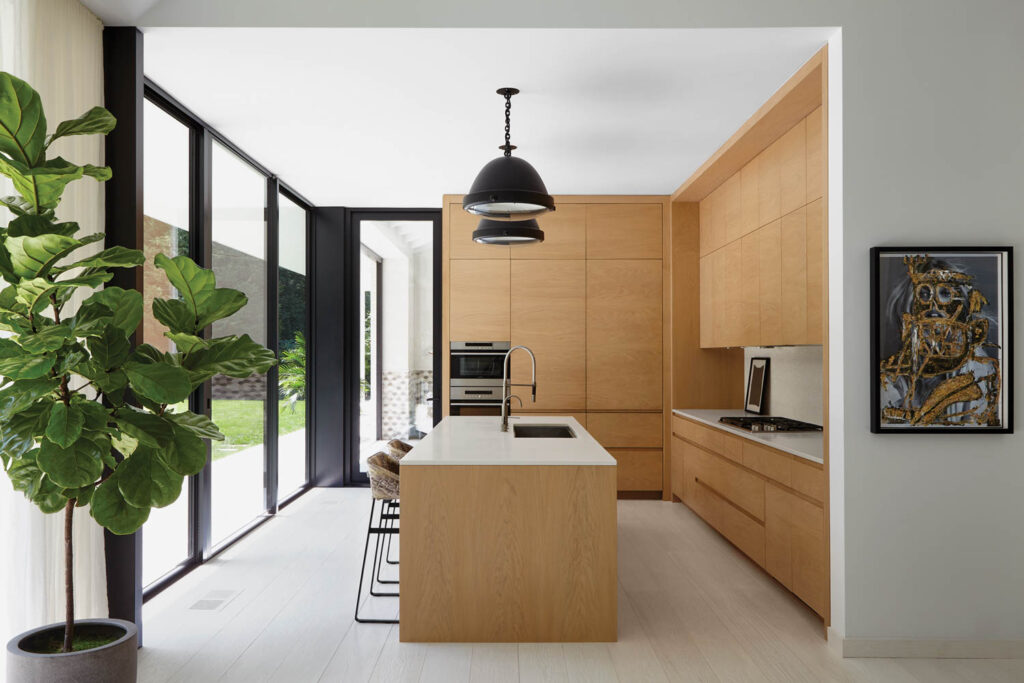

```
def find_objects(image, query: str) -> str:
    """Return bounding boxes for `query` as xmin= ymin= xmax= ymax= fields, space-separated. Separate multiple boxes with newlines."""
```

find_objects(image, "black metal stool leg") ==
xmin=385 ymin=501 xmax=399 ymax=565
xmin=370 ymin=499 xmax=399 ymax=596
xmin=355 ymin=498 xmax=398 ymax=624
xmin=375 ymin=502 xmax=399 ymax=585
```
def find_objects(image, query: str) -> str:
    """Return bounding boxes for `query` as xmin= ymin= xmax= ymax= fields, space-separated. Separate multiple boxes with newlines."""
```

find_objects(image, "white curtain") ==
xmin=0 ymin=0 xmax=109 ymax=662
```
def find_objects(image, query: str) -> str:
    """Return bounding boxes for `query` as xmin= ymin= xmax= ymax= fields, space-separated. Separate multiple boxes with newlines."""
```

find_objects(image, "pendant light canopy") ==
xmin=472 ymin=218 xmax=545 ymax=245
xmin=466 ymin=88 xmax=555 ymax=238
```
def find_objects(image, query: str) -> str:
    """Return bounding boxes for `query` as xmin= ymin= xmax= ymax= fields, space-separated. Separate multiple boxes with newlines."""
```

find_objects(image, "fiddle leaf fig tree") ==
xmin=0 ymin=72 xmax=277 ymax=652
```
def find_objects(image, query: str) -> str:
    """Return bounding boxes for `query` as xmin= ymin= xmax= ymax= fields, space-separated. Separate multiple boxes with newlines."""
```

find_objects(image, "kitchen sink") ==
xmin=513 ymin=424 xmax=576 ymax=439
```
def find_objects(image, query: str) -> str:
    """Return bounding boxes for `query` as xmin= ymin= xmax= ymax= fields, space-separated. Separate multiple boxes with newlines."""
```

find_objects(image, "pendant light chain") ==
xmin=503 ymin=90 xmax=513 ymax=157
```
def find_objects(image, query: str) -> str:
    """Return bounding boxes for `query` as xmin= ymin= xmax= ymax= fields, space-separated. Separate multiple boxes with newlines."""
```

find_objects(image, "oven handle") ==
xmin=450 ymin=352 xmax=505 ymax=357
xmin=450 ymin=402 xmax=504 ymax=407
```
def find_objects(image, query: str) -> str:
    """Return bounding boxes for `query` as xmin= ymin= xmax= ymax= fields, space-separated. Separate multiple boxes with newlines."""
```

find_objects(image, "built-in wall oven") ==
xmin=449 ymin=341 xmax=508 ymax=416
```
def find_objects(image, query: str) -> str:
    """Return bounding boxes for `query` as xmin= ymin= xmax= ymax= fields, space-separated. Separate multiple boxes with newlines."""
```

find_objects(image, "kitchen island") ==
xmin=399 ymin=416 xmax=617 ymax=642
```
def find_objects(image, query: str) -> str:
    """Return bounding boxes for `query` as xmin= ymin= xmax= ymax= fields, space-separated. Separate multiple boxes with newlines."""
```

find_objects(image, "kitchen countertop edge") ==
xmin=672 ymin=409 xmax=824 ymax=464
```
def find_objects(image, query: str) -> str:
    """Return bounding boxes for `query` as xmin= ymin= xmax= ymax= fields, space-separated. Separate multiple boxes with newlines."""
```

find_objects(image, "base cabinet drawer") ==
xmin=765 ymin=482 xmax=826 ymax=616
xmin=671 ymin=436 xmax=686 ymax=501
xmin=673 ymin=416 xmax=742 ymax=462
xmin=610 ymin=449 xmax=662 ymax=491
xmin=687 ymin=445 xmax=765 ymax=520
xmin=690 ymin=478 xmax=765 ymax=567
xmin=589 ymin=412 xmax=662 ymax=448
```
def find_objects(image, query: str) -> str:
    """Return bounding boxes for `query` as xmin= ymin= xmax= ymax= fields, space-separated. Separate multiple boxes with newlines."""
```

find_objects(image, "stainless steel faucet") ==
xmin=501 ymin=345 xmax=537 ymax=431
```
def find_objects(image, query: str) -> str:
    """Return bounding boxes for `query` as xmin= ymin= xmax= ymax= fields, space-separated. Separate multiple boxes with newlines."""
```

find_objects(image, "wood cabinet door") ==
xmin=449 ymin=259 xmax=510 ymax=341
xmin=765 ymin=482 xmax=826 ymax=616
xmin=586 ymin=260 xmax=662 ymax=410
xmin=780 ymin=206 xmax=808 ymax=345
xmin=806 ymin=106 xmax=824 ymax=202
xmin=739 ymin=232 xmax=761 ymax=345
xmin=757 ymin=220 xmax=783 ymax=344
xmin=699 ymin=254 xmax=714 ymax=348
xmin=448 ymin=202 xmax=510 ymax=260
xmin=671 ymin=435 xmax=686 ymax=501
xmin=511 ymin=203 xmax=586 ymax=260
xmin=586 ymin=204 xmax=663 ymax=260
xmin=511 ymin=260 xmax=586 ymax=410
xmin=805 ymin=198 xmax=824 ymax=344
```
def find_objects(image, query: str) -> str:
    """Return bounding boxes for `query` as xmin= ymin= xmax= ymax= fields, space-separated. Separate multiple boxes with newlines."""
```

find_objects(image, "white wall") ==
xmin=743 ymin=346 xmax=823 ymax=426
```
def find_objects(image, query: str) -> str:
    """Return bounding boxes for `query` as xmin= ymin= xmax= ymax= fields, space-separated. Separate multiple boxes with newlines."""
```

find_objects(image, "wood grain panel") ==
xmin=688 ymin=446 xmax=765 ymax=521
xmin=721 ymin=173 xmax=743 ymax=243
xmin=778 ymin=119 xmax=807 ymax=215
xmin=588 ymin=412 xmax=663 ymax=448
xmin=512 ymin=411 xmax=587 ymax=429
xmin=671 ymin=435 xmax=686 ymax=501
xmin=512 ymin=203 xmax=586 ymax=260
xmin=511 ymin=260 xmax=586 ymax=410
xmin=586 ymin=260 xmax=662 ymax=410
xmin=449 ymin=202 xmax=510 ymax=259
xmin=757 ymin=221 xmax=782 ymax=343
xmin=806 ymin=106 xmax=824 ymax=201
xmin=742 ymin=440 xmax=824 ymax=504
xmin=757 ymin=142 xmax=781 ymax=227
xmin=586 ymin=204 xmax=662 ymax=259
xmin=780 ymin=206 xmax=808 ymax=345
xmin=449 ymin=259 xmax=510 ymax=341
xmin=687 ymin=465 xmax=766 ymax=567
xmin=765 ymin=482 xmax=826 ymax=616
xmin=711 ymin=247 xmax=727 ymax=346
xmin=740 ymin=232 xmax=761 ymax=345
xmin=723 ymin=239 xmax=743 ymax=347
xmin=740 ymin=158 xmax=760 ymax=236
xmin=400 ymin=464 xmax=617 ymax=642
xmin=805 ymin=198 xmax=824 ymax=344
xmin=699 ymin=187 xmax=719 ymax=257
xmin=699 ymin=254 xmax=713 ymax=348
xmin=610 ymin=449 xmax=663 ymax=491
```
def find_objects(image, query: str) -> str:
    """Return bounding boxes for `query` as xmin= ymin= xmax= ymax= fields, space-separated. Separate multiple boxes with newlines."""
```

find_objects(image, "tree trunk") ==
xmin=62 ymin=499 xmax=75 ymax=653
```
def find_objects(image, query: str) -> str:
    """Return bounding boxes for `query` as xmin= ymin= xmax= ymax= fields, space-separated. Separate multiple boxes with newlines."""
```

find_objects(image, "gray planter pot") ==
xmin=6 ymin=618 xmax=137 ymax=683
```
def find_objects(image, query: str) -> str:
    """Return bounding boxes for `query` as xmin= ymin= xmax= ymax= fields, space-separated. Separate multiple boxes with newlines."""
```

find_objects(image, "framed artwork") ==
xmin=745 ymin=357 xmax=769 ymax=414
xmin=870 ymin=246 xmax=1013 ymax=433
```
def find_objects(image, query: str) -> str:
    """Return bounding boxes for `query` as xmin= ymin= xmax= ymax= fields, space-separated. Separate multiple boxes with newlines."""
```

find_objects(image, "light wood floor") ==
xmin=139 ymin=488 xmax=1024 ymax=682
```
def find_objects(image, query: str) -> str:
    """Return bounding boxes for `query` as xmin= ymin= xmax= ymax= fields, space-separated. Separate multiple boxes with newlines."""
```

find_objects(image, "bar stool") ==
xmin=355 ymin=452 xmax=400 ymax=624
xmin=381 ymin=440 xmax=413 ymax=569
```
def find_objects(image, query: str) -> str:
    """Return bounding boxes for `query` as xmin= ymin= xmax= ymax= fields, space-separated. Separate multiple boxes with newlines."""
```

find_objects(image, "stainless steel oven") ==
xmin=450 ymin=341 xmax=508 ymax=416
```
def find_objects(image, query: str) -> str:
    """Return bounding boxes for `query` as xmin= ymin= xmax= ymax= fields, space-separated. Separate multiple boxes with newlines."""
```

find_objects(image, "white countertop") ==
xmin=673 ymin=409 xmax=824 ymax=464
xmin=402 ymin=416 xmax=616 ymax=466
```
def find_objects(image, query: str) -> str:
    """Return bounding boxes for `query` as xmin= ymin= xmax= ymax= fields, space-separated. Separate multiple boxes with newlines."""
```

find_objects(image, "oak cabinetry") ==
xmin=511 ymin=260 xmax=586 ymax=411
xmin=672 ymin=414 xmax=825 ymax=617
xmin=698 ymin=107 xmax=824 ymax=348
xmin=512 ymin=204 xmax=587 ymax=260
xmin=586 ymin=204 xmax=662 ymax=259
xmin=586 ymin=260 xmax=663 ymax=411
xmin=449 ymin=259 xmax=510 ymax=340
xmin=449 ymin=204 xmax=509 ymax=259
xmin=588 ymin=412 xmax=663 ymax=449
xmin=611 ymin=448 xmax=664 ymax=491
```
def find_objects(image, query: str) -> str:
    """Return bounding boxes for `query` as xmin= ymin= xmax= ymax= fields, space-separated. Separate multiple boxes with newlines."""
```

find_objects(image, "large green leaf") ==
xmin=7 ymin=449 xmax=67 ymax=514
xmin=114 ymin=407 xmax=173 ymax=448
xmin=162 ymin=423 xmax=207 ymax=477
xmin=0 ymin=337 xmax=55 ymax=379
xmin=124 ymin=361 xmax=191 ymax=404
xmin=182 ymin=334 xmax=277 ymax=385
xmin=86 ymin=325 xmax=130 ymax=370
xmin=90 ymin=470 xmax=150 ymax=534
xmin=15 ymin=277 xmax=59 ymax=313
xmin=37 ymin=436 xmax=103 ymax=488
xmin=4 ymin=157 xmax=109 ymax=210
xmin=164 ymin=332 xmax=205 ymax=353
xmin=45 ymin=401 xmax=84 ymax=447
xmin=166 ymin=410 xmax=225 ymax=441
xmin=0 ymin=72 xmax=46 ymax=166
xmin=0 ymin=377 xmax=58 ymax=421
xmin=151 ymin=297 xmax=198 ymax=335
xmin=48 ymin=106 xmax=116 ymax=146
xmin=0 ymin=194 xmax=43 ymax=217
xmin=154 ymin=254 xmax=247 ymax=331
xmin=55 ymin=245 xmax=143 ymax=272
xmin=0 ymin=399 xmax=51 ymax=460
xmin=196 ymin=289 xmax=247 ymax=330
xmin=117 ymin=445 xmax=182 ymax=508
xmin=6 ymin=232 xmax=103 ymax=279
xmin=74 ymin=287 xmax=143 ymax=336
xmin=17 ymin=323 xmax=72 ymax=353
xmin=7 ymin=214 xmax=78 ymax=237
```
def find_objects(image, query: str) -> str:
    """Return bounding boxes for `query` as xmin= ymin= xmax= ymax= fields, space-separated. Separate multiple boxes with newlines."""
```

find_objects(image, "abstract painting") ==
xmin=871 ymin=247 xmax=1013 ymax=433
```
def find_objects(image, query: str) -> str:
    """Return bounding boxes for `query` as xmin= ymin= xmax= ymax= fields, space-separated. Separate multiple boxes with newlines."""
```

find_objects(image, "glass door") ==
xmin=351 ymin=215 xmax=440 ymax=482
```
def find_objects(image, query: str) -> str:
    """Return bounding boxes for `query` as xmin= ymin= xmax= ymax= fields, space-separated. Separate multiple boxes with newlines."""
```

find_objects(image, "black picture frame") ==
xmin=870 ymin=246 xmax=1013 ymax=434
xmin=745 ymin=357 xmax=770 ymax=414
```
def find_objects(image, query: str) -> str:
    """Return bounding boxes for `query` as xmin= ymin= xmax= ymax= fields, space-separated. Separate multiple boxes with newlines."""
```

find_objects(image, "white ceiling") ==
xmin=138 ymin=28 xmax=829 ymax=207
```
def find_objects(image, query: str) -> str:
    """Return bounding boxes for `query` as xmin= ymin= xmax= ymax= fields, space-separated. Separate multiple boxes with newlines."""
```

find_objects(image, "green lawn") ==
xmin=207 ymin=400 xmax=306 ymax=460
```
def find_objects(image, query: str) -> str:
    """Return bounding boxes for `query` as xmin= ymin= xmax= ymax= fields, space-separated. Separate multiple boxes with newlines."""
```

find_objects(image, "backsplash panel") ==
xmin=743 ymin=346 xmax=823 ymax=425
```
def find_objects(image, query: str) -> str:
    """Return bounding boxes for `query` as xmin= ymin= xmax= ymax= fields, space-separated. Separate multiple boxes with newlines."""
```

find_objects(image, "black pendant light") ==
xmin=472 ymin=218 xmax=545 ymax=245
xmin=465 ymin=88 xmax=555 ymax=238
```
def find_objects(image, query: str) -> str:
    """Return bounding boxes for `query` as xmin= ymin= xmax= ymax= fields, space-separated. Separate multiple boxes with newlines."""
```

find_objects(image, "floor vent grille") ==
xmin=189 ymin=589 xmax=240 ymax=611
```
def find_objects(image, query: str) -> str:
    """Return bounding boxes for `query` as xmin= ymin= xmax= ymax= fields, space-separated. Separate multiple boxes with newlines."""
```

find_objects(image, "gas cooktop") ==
xmin=718 ymin=416 xmax=822 ymax=433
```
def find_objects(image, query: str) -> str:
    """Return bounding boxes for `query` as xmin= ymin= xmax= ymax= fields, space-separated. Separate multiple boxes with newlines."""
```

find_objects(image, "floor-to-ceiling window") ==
xmin=140 ymin=98 xmax=194 ymax=588
xmin=277 ymin=192 xmax=309 ymax=497
xmin=140 ymin=83 xmax=313 ymax=597
xmin=353 ymin=216 xmax=439 ymax=482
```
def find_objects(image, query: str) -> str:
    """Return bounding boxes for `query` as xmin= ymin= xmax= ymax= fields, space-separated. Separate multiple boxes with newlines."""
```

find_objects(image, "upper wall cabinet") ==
xmin=450 ymin=259 xmax=510 ymax=341
xmin=698 ymin=108 xmax=824 ymax=348
xmin=586 ymin=260 xmax=662 ymax=410
xmin=586 ymin=204 xmax=663 ymax=259
xmin=511 ymin=204 xmax=586 ymax=260
xmin=449 ymin=202 xmax=509 ymax=259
